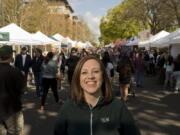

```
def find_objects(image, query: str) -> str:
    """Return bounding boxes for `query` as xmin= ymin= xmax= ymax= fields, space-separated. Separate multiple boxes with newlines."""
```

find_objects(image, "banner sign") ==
xmin=0 ymin=32 xmax=9 ymax=41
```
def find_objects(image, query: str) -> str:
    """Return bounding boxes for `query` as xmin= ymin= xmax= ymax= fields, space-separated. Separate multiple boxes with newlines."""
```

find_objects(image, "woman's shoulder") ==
xmin=62 ymin=100 xmax=74 ymax=107
xmin=109 ymin=98 xmax=126 ymax=109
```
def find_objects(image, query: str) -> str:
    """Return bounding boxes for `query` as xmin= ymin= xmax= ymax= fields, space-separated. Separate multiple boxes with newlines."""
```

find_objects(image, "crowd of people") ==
xmin=1 ymin=44 xmax=180 ymax=135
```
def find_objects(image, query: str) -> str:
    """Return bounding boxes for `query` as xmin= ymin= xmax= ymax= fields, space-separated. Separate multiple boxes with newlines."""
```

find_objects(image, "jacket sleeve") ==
xmin=54 ymin=104 xmax=68 ymax=135
xmin=119 ymin=103 xmax=141 ymax=135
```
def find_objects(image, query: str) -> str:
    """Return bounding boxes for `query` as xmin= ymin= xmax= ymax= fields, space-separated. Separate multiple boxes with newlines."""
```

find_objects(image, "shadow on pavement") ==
xmin=126 ymin=76 xmax=180 ymax=135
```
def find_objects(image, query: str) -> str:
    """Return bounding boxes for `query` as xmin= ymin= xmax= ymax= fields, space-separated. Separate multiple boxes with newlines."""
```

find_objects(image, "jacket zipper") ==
xmin=88 ymin=104 xmax=93 ymax=135
xmin=89 ymin=96 xmax=100 ymax=135
xmin=90 ymin=111 xmax=93 ymax=135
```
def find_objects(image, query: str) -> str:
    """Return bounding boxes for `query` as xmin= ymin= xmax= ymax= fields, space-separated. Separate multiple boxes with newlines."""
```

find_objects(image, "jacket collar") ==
xmin=77 ymin=96 xmax=112 ymax=110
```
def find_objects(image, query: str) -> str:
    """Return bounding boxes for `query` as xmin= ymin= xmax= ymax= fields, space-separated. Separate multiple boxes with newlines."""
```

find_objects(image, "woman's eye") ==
xmin=81 ymin=71 xmax=87 ymax=75
xmin=93 ymin=70 xmax=100 ymax=73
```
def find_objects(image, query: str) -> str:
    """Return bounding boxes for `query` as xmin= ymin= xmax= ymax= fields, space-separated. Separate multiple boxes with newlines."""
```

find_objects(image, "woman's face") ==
xmin=80 ymin=59 xmax=103 ymax=97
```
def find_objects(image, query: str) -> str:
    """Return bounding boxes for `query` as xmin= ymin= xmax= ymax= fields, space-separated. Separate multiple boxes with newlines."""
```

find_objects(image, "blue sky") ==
xmin=68 ymin=0 xmax=122 ymax=37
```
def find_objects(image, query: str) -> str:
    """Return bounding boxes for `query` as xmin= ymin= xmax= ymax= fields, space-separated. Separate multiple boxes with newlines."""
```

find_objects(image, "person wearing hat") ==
xmin=0 ymin=45 xmax=25 ymax=135
xmin=15 ymin=46 xmax=32 ymax=91
xmin=66 ymin=48 xmax=80 ymax=84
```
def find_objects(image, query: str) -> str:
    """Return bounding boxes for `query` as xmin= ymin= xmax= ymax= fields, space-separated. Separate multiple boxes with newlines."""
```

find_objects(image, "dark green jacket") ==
xmin=54 ymin=98 xmax=141 ymax=135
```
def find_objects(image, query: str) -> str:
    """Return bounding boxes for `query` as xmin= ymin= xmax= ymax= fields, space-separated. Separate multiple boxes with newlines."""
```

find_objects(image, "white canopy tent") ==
xmin=171 ymin=36 xmax=180 ymax=44
xmin=64 ymin=37 xmax=76 ymax=48
xmin=126 ymin=37 xmax=139 ymax=46
xmin=84 ymin=41 xmax=94 ymax=48
xmin=104 ymin=43 xmax=114 ymax=48
xmin=169 ymin=31 xmax=180 ymax=59
xmin=0 ymin=23 xmax=43 ymax=56
xmin=0 ymin=23 xmax=42 ymax=45
xmin=32 ymin=31 xmax=59 ymax=45
xmin=170 ymin=44 xmax=180 ymax=58
xmin=75 ymin=41 xmax=86 ymax=48
xmin=153 ymin=28 xmax=180 ymax=48
xmin=32 ymin=31 xmax=61 ymax=52
xmin=139 ymin=30 xmax=170 ymax=48
xmin=138 ymin=40 xmax=150 ymax=47
xmin=52 ymin=34 xmax=73 ymax=48
xmin=52 ymin=33 xmax=64 ymax=42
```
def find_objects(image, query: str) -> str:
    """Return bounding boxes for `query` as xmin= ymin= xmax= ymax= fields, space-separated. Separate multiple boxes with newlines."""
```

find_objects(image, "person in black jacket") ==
xmin=66 ymin=48 xmax=79 ymax=84
xmin=32 ymin=48 xmax=44 ymax=97
xmin=0 ymin=45 xmax=25 ymax=135
xmin=54 ymin=55 xmax=140 ymax=135
xmin=15 ymin=47 xmax=32 ymax=90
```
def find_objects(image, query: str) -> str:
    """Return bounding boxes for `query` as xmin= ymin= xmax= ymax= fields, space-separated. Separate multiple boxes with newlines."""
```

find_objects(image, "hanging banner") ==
xmin=0 ymin=32 xmax=9 ymax=41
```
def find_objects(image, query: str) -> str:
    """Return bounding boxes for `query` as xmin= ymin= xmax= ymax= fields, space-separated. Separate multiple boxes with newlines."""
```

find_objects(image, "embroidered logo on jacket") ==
xmin=100 ymin=117 xmax=110 ymax=123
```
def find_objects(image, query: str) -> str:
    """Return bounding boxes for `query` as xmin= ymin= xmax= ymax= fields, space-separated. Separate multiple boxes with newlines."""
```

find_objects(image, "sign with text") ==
xmin=0 ymin=32 xmax=9 ymax=41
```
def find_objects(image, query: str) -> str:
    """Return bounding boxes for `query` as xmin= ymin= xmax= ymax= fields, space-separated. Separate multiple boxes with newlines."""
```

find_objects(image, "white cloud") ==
xmin=68 ymin=0 xmax=84 ymax=7
xmin=83 ymin=11 xmax=101 ymax=37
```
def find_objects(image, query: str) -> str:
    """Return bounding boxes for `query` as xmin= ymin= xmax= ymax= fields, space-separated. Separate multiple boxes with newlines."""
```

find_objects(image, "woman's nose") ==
xmin=87 ymin=72 xmax=94 ymax=78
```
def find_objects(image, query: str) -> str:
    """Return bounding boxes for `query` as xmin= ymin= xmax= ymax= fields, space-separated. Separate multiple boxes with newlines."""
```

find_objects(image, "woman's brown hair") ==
xmin=71 ymin=55 xmax=112 ymax=103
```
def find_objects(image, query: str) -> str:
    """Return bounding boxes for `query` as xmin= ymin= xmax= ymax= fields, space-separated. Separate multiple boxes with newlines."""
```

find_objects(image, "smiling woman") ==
xmin=71 ymin=55 xmax=112 ymax=105
xmin=54 ymin=55 xmax=141 ymax=135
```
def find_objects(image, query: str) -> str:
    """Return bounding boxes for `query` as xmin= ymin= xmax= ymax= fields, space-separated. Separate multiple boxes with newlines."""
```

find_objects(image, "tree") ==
xmin=100 ymin=0 xmax=180 ymax=44
xmin=163 ymin=0 xmax=180 ymax=27
xmin=133 ymin=0 xmax=176 ymax=33
xmin=100 ymin=0 xmax=142 ymax=44
xmin=22 ymin=0 xmax=49 ymax=33
xmin=0 ymin=0 xmax=96 ymax=42
xmin=0 ymin=0 xmax=23 ymax=26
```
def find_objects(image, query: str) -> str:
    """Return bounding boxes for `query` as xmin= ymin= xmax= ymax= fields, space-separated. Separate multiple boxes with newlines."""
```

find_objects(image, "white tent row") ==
xmin=32 ymin=31 xmax=60 ymax=45
xmin=52 ymin=34 xmax=75 ymax=48
xmin=104 ymin=43 xmax=114 ymax=48
xmin=0 ymin=23 xmax=60 ymax=46
xmin=52 ymin=33 xmax=64 ymax=42
xmin=73 ymin=41 xmax=94 ymax=48
xmin=0 ymin=23 xmax=93 ymax=50
xmin=0 ymin=23 xmax=64 ymax=56
xmin=152 ymin=28 xmax=180 ymax=48
xmin=52 ymin=33 xmax=94 ymax=49
xmin=126 ymin=37 xmax=139 ymax=46
xmin=0 ymin=23 xmax=42 ymax=45
xmin=138 ymin=30 xmax=170 ymax=48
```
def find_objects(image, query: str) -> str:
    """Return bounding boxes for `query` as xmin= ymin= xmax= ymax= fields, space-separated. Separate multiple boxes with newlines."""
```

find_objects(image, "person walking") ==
xmin=40 ymin=52 xmax=60 ymax=111
xmin=102 ymin=51 xmax=114 ymax=83
xmin=15 ymin=47 xmax=32 ymax=91
xmin=163 ymin=55 xmax=174 ymax=90
xmin=0 ymin=45 xmax=25 ymax=135
xmin=173 ymin=54 xmax=180 ymax=92
xmin=117 ymin=55 xmax=134 ymax=101
xmin=66 ymin=48 xmax=80 ymax=84
xmin=54 ymin=55 xmax=140 ymax=135
xmin=134 ymin=53 xmax=145 ymax=88
xmin=31 ymin=48 xmax=44 ymax=97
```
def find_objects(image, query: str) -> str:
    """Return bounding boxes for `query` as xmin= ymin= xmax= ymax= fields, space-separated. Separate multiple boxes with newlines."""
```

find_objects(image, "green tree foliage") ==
xmin=100 ymin=0 xmax=142 ymax=44
xmin=132 ymin=0 xmax=177 ymax=34
xmin=100 ymin=0 xmax=180 ymax=43
xmin=162 ymin=0 xmax=180 ymax=27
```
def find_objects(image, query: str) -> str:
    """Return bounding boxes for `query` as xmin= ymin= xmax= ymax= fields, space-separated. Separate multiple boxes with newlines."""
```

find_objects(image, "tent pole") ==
xmin=31 ymin=45 xmax=33 ymax=57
